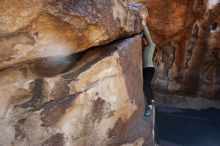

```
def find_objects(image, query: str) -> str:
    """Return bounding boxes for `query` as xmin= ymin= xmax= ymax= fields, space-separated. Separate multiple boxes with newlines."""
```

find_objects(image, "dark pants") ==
xmin=143 ymin=67 xmax=155 ymax=105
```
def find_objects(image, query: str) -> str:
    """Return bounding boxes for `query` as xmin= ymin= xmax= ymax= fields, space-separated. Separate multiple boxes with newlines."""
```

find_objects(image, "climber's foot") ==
xmin=144 ymin=105 xmax=153 ymax=117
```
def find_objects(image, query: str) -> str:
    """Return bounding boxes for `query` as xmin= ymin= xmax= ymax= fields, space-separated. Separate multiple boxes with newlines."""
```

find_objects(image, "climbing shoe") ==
xmin=144 ymin=105 xmax=153 ymax=117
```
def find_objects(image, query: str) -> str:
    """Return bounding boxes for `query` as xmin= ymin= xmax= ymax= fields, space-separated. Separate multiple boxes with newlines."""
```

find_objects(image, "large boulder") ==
xmin=0 ymin=0 xmax=142 ymax=70
xmin=0 ymin=35 xmax=153 ymax=146
xmin=0 ymin=1 xmax=153 ymax=145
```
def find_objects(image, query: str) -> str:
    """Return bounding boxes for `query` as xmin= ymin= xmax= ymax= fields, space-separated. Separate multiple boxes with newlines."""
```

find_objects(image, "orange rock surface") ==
xmin=147 ymin=0 xmax=220 ymax=98
xmin=0 ymin=0 xmax=142 ymax=70
xmin=0 ymin=0 xmax=219 ymax=145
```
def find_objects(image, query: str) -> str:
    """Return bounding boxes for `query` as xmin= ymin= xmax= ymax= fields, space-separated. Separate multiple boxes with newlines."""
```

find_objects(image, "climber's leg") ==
xmin=143 ymin=67 xmax=155 ymax=116
xmin=143 ymin=67 xmax=155 ymax=104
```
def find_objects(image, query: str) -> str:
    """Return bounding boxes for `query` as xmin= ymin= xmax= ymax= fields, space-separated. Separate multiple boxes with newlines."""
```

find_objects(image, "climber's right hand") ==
xmin=140 ymin=14 xmax=146 ymax=26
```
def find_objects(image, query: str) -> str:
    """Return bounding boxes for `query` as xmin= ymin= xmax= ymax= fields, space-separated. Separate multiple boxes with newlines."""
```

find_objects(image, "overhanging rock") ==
xmin=0 ymin=0 xmax=142 ymax=70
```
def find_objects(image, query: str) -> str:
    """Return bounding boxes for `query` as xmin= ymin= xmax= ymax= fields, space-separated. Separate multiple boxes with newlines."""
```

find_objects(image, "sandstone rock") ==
xmin=0 ymin=0 xmax=142 ymax=70
xmin=146 ymin=0 xmax=207 ymax=46
xmin=187 ymin=3 xmax=220 ymax=97
xmin=0 ymin=36 xmax=151 ymax=146
xmin=148 ymin=0 xmax=220 ymax=98
xmin=2 ymin=0 xmax=219 ymax=145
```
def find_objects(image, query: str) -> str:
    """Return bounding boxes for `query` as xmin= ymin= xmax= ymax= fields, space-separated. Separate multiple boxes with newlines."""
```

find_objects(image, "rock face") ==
xmin=146 ymin=0 xmax=220 ymax=98
xmin=0 ymin=35 xmax=153 ymax=146
xmin=0 ymin=0 xmax=142 ymax=70
xmin=0 ymin=1 xmax=154 ymax=145
xmin=1 ymin=0 xmax=220 ymax=145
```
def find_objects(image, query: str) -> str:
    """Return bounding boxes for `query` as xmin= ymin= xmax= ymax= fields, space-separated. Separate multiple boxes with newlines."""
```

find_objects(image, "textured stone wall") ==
xmin=0 ymin=35 xmax=151 ymax=146
xmin=0 ymin=0 xmax=142 ymax=70
xmin=0 ymin=1 xmax=153 ymax=145
xmin=146 ymin=0 xmax=220 ymax=98
xmin=1 ymin=0 xmax=220 ymax=145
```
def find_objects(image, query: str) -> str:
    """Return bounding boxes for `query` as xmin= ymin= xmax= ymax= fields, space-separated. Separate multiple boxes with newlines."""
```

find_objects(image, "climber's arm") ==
xmin=143 ymin=25 xmax=154 ymax=46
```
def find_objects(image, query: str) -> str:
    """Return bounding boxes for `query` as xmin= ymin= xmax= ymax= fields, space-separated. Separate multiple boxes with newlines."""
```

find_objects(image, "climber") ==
xmin=141 ymin=13 xmax=156 ymax=117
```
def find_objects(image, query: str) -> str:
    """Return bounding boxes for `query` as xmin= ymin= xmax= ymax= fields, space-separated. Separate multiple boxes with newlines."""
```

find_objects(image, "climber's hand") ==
xmin=140 ymin=14 xmax=146 ymax=26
